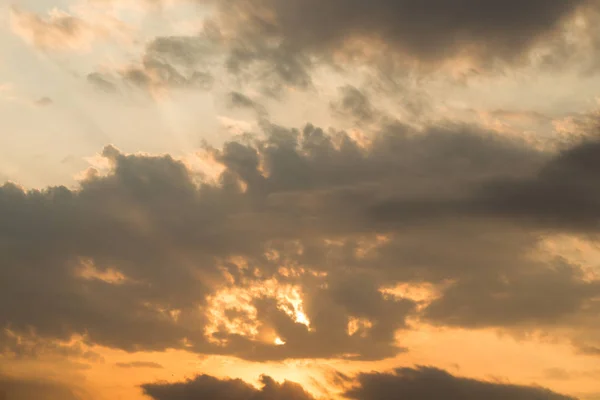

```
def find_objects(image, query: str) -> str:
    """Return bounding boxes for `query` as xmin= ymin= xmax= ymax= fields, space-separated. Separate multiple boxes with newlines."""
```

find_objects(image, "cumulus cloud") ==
xmin=142 ymin=374 xmax=315 ymax=400
xmin=344 ymin=366 xmax=576 ymax=400
xmin=0 ymin=120 xmax=599 ymax=362
xmin=141 ymin=367 xmax=574 ymax=400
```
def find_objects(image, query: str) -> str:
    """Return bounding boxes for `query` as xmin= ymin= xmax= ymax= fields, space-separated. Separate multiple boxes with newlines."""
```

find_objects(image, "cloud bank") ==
xmin=1 ymin=119 xmax=599 ymax=363
xmin=141 ymin=367 xmax=575 ymax=400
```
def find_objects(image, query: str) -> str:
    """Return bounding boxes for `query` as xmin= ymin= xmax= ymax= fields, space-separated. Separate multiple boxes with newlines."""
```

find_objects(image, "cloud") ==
xmin=330 ymin=86 xmax=377 ymax=123
xmin=344 ymin=366 xmax=576 ymax=400
xmin=8 ymin=6 xmax=128 ymax=52
xmin=0 ymin=329 xmax=103 ymax=363
xmin=122 ymin=60 xmax=214 ymax=91
xmin=87 ymin=73 xmax=118 ymax=93
xmin=34 ymin=97 xmax=53 ymax=107
xmin=0 ymin=120 xmax=599 ymax=362
xmin=227 ymin=91 xmax=268 ymax=117
xmin=577 ymin=345 xmax=600 ymax=356
xmin=141 ymin=367 xmax=574 ymax=400
xmin=83 ymin=0 xmax=600 ymax=98
xmin=142 ymin=374 xmax=314 ymax=400
xmin=87 ymin=36 xmax=215 ymax=94
xmin=87 ymin=27 xmax=313 ymax=97
xmin=0 ymin=374 xmax=83 ymax=400
xmin=210 ymin=0 xmax=591 ymax=68
xmin=115 ymin=361 xmax=163 ymax=369
xmin=468 ymin=139 xmax=600 ymax=231
xmin=9 ymin=6 xmax=94 ymax=51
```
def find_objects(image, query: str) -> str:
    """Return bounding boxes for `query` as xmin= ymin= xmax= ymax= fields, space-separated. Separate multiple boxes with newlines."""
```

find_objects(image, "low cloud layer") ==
xmin=141 ymin=367 xmax=575 ymax=400
xmin=0 ymin=374 xmax=83 ymax=400
xmin=143 ymin=374 xmax=314 ymax=400
xmin=344 ymin=366 xmax=576 ymax=400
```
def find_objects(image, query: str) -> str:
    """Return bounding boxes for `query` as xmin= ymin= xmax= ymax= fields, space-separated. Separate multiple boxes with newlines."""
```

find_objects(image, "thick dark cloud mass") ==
xmin=1 ymin=120 xmax=600 ymax=361
xmin=142 ymin=374 xmax=314 ymax=400
xmin=344 ymin=366 xmax=576 ymax=400
xmin=471 ymin=140 xmax=600 ymax=231
xmin=86 ymin=0 xmax=600 ymax=97
xmin=215 ymin=0 xmax=590 ymax=64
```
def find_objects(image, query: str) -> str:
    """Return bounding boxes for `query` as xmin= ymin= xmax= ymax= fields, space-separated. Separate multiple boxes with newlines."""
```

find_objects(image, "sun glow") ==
xmin=204 ymin=276 xmax=312 ymax=345
xmin=274 ymin=337 xmax=286 ymax=345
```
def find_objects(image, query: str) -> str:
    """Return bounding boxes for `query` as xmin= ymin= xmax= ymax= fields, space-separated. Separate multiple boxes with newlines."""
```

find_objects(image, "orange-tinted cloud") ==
xmin=140 ymin=367 xmax=575 ymax=400
xmin=1 ymin=120 xmax=600 ymax=366
xmin=9 ymin=6 xmax=131 ymax=52
xmin=0 ymin=374 xmax=84 ymax=400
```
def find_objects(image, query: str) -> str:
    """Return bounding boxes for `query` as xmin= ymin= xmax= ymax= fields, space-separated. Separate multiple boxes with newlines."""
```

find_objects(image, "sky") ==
xmin=2 ymin=0 xmax=600 ymax=399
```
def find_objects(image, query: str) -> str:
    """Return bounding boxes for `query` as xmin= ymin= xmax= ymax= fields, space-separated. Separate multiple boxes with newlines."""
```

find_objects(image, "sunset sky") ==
xmin=2 ymin=1 xmax=600 ymax=399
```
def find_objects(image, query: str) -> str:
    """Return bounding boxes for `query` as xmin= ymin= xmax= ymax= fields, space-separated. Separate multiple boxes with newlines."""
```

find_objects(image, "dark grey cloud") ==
xmin=228 ymin=91 xmax=257 ymax=109
xmin=422 ymin=261 xmax=600 ymax=328
xmin=0 ymin=330 xmax=103 ymax=363
xmin=227 ymin=91 xmax=268 ymax=117
xmin=142 ymin=374 xmax=314 ymax=400
xmin=115 ymin=361 xmax=163 ymax=369
xmin=87 ymin=37 xmax=215 ymax=93
xmin=141 ymin=367 xmax=574 ymax=400
xmin=344 ymin=366 xmax=576 ymax=400
xmin=81 ymin=0 xmax=600 ymax=98
xmin=225 ymin=41 xmax=313 ymax=96
xmin=468 ymin=139 xmax=600 ymax=232
xmin=367 ymin=133 xmax=600 ymax=234
xmin=145 ymin=36 xmax=218 ymax=68
xmin=1 ymin=120 xmax=600 ymax=361
xmin=213 ymin=0 xmax=592 ymax=66
xmin=330 ymin=86 xmax=377 ymax=124
xmin=87 ymin=73 xmax=118 ymax=93
xmin=0 ymin=374 xmax=83 ymax=400
xmin=88 ymin=30 xmax=312 ymax=97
